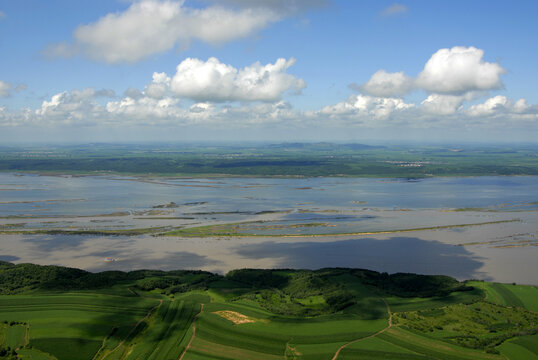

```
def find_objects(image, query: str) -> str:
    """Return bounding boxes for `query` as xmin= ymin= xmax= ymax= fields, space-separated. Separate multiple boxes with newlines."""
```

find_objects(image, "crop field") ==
xmin=374 ymin=327 xmax=502 ymax=360
xmin=98 ymin=295 xmax=205 ymax=360
xmin=340 ymin=336 xmax=427 ymax=359
xmin=0 ymin=293 xmax=158 ymax=360
xmin=468 ymin=281 xmax=538 ymax=311
xmin=179 ymin=299 xmax=388 ymax=360
xmin=498 ymin=334 xmax=538 ymax=359
xmin=0 ymin=263 xmax=536 ymax=360
xmin=384 ymin=288 xmax=484 ymax=313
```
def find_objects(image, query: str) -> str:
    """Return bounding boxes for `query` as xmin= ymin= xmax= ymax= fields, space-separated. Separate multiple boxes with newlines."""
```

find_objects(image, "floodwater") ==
xmin=0 ymin=173 xmax=536 ymax=284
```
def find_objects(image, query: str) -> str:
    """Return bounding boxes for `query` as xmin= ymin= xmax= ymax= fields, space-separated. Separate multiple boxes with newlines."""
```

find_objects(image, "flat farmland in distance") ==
xmin=1 ymin=143 xmax=536 ymax=177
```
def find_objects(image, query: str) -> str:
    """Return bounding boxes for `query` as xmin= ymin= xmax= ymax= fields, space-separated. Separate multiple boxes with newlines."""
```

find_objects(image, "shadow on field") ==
xmin=61 ymin=290 xmax=205 ymax=360
xmin=28 ymin=296 xmax=163 ymax=360
xmin=233 ymin=237 xmax=488 ymax=280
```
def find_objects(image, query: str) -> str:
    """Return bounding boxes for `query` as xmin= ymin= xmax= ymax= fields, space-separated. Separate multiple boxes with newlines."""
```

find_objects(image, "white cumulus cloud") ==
xmin=35 ymin=88 xmax=106 ymax=124
xmin=466 ymin=95 xmax=533 ymax=117
xmin=420 ymin=94 xmax=470 ymax=115
xmin=320 ymin=94 xmax=414 ymax=121
xmin=169 ymin=57 xmax=305 ymax=102
xmin=357 ymin=47 xmax=505 ymax=98
xmin=34 ymin=57 xmax=305 ymax=126
xmin=46 ymin=0 xmax=282 ymax=63
xmin=467 ymin=96 xmax=507 ymax=117
xmin=144 ymin=72 xmax=172 ymax=99
xmin=417 ymin=46 xmax=505 ymax=94
xmin=360 ymin=70 xmax=414 ymax=97
xmin=106 ymin=96 xmax=184 ymax=124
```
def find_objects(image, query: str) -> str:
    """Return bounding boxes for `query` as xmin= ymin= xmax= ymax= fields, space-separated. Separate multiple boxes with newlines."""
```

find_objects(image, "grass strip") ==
xmin=489 ymin=283 xmax=525 ymax=308
xmin=163 ymin=219 xmax=519 ymax=238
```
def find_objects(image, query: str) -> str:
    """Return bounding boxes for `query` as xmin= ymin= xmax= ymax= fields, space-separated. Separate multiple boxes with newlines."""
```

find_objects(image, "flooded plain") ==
xmin=0 ymin=173 xmax=536 ymax=284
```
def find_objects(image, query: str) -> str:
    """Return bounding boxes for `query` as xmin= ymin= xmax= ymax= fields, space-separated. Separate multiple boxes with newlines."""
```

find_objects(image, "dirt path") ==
xmin=127 ymin=287 xmax=138 ymax=296
xmin=331 ymin=299 xmax=392 ymax=360
xmin=179 ymin=303 xmax=204 ymax=360
xmin=24 ymin=324 xmax=30 ymax=347
xmin=93 ymin=328 xmax=114 ymax=360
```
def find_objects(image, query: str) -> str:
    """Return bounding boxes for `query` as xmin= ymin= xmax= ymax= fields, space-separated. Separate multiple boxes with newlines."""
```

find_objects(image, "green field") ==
xmin=0 ymin=294 xmax=158 ymax=360
xmin=498 ymin=334 xmax=538 ymax=359
xmin=468 ymin=281 xmax=538 ymax=311
xmin=0 ymin=262 xmax=537 ymax=359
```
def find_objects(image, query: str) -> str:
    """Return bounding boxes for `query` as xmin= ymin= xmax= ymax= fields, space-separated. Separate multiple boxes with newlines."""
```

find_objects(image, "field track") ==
xmin=179 ymin=303 xmax=204 ymax=360
xmin=98 ymin=299 xmax=163 ymax=360
xmin=331 ymin=298 xmax=392 ymax=360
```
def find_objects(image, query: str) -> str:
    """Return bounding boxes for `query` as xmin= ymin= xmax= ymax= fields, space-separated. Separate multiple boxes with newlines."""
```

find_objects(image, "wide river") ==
xmin=0 ymin=173 xmax=536 ymax=284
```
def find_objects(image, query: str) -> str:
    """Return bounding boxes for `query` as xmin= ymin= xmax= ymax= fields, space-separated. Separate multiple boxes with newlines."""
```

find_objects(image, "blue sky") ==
xmin=0 ymin=0 xmax=537 ymax=143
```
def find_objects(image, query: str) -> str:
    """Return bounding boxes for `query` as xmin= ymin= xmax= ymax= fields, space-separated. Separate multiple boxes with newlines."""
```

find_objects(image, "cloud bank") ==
xmin=1 ymin=47 xmax=536 ymax=139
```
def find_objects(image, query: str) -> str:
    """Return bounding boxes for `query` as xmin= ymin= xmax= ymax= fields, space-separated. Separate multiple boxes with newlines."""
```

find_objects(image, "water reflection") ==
xmin=21 ymin=235 xmax=93 ymax=252
xmin=234 ymin=237 xmax=487 ymax=280
xmin=89 ymin=251 xmax=221 ymax=272
xmin=21 ymin=235 xmax=135 ymax=253
xmin=0 ymin=255 xmax=20 ymax=262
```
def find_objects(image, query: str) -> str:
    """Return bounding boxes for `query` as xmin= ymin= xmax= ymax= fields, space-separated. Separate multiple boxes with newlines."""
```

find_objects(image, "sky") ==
xmin=0 ymin=0 xmax=537 ymax=143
